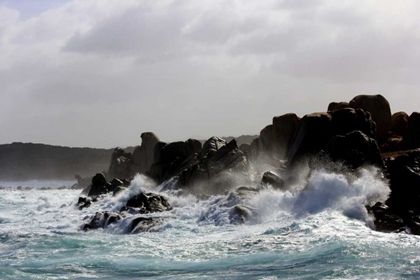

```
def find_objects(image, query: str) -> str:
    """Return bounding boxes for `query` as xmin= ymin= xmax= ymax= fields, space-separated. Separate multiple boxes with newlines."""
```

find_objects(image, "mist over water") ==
xmin=1 ymin=167 xmax=419 ymax=279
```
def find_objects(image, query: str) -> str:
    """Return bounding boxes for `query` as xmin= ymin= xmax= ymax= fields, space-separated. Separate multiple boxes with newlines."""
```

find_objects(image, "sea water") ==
xmin=1 ymin=169 xmax=420 ymax=279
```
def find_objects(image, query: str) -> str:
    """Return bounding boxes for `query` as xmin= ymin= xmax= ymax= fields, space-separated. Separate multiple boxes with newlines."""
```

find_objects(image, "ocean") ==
xmin=1 ymin=169 xmax=420 ymax=279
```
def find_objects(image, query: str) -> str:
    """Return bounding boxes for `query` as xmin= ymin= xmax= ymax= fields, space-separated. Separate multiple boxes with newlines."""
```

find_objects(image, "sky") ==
xmin=0 ymin=0 xmax=419 ymax=148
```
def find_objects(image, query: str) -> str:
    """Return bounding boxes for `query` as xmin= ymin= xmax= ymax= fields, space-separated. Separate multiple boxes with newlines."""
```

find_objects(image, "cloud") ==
xmin=1 ymin=0 xmax=420 ymax=147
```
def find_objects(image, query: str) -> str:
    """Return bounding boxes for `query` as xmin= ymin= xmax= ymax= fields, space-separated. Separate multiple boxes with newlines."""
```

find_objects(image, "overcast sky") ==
xmin=1 ymin=0 xmax=419 ymax=148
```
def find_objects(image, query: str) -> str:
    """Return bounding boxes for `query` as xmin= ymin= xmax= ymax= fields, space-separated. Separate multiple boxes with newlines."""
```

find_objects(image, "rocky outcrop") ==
xmin=107 ymin=148 xmax=132 ymax=181
xmin=177 ymin=138 xmax=249 ymax=195
xmin=391 ymin=112 xmax=409 ymax=136
xmin=327 ymin=102 xmax=350 ymax=112
xmin=82 ymin=211 xmax=122 ymax=231
xmin=385 ymin=149 xmax=420 ymax=212
xmin=106 ymin=132 xmax=161 ymax=181
xmin=122 ymin=192 xmax=172 ymax=213
xmin=260 ymin=171 xmax=285 ymax=190
xmin=249 ymin=113 xmax=300 ymax=163
xmin=272 ymin=113 xmax=301 ymax=159
xmin=130 ymin=132 xmax=160 ymax=176
xmin=150 ymin=137 xmax=249 ymax=196
xmin=326 ymin=130 xmax=382 ymax=169
xmin=288 ymin=108 xmax=377 ymax=167
xmin=80 ymin=189 xmax=171 ymax=233
xmin=349 ymin=94 xmax=392 ymax=145
xmin=369 ymin=149 xmax=420 ymax=234
xmin=81 ymin=173 xmax=110 ymax=197
xmin=149 ymin=139 xmax=202 ymax=183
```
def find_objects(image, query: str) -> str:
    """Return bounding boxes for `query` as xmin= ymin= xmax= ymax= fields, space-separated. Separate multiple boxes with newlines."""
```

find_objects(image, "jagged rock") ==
xmin=80 ymin=173 xmax=109 ymax=197
xmin=330 ymin=108 xmax=375 ymax=139
xmin=349 ymin=94 xmax=392 ymax=145
xmin=149 ymin=139 xmax=202 ymax=183
xmin=239 ymin=143 xmax=250 ymax=154
xmin=386 ymin=149 xmax=420 ymax=213
xmin=326 ymin=130 xmax=382 ymax=169
xmin=272 ymin=113 xmax=300 ymax=159
xmin=367 ymin=203 xmax=405 ymax=233
xmin=122 ymin=192 xmax=171 ymax=213
xmin=82 ymin=211 xmax=122 ymax=231
xmin=130 ymin=132 xmax=160 ymax=176
xmin=228 ymin=205 xmax=253 ymax=224
xmin=328 ymin=102 xmax=350 ymax=112
xmin=288 ymin=112 xmax=332 ymax=165
xmin=288 ymin=108 xmax=377 ymax=167
xmin=107 ymin=148 xmax=131 ymax=181
xmin=259 ymin=125 xmax=274 ymax=154
xmin=130 ymin=217 xmax=163 ymax=234
xmin=74 ymin=174 xmax=91 ymax=189
xmin=172 ymin=138 xmax=249 ymax=195
xmin=92 ymin=173 xmax=107 ymax=187
xmin=200 ymin=137 xmax=226 ymax=158
xmin=261 ymin=171 xmax=285 ymax=190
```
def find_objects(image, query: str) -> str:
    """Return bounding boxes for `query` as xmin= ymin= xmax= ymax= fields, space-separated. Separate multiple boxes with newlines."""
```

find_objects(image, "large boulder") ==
xmin=288 ymin=108 xmax=377 ymax=167
xmin=386 ymin=149 xmax=420 ymax=213
xmin=327 ymin=102 xmax=350 ymax=112
xmin=82 ymin=211 xmax=121 ymax=231
xmin=272 ymin=113 xmax=300 ymax=159
xmin=326 ymin=130 xmax=382 ymax=169
xmin=288 ymin=112 xmax=332 ymax=165
xmin=122 ymin=192 xmax=172 ymax=213
xmin=107 ymin=148 xmax=131 ymax=181
xmin=149 ymin=139 xmax=202 ymax=183
xmin=175 ymin=138 xmax=249 ymax=195
xmin=261 ymin=171 xmax=285 ymax=190
xmin=80 ymin=173 xmax=109 ymax=197
xmin=130 ymin=132 xmax=160 ymax=176
xmin=391 ymin=111 xmax=409 ymax=136
xmin=349 ymin=94 xmax=392 ymax=145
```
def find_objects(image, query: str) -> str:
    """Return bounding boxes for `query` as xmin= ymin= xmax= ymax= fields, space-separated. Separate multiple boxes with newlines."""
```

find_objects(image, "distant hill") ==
xmin=0 ymin=142 xmax=114 ymax=181
xmin=0 ymin=135 xmax=258 ymax=181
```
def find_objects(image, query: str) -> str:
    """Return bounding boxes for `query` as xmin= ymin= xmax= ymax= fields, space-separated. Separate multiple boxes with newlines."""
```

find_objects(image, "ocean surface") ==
xmin=1 ymin=169 xmax=420 ymax=280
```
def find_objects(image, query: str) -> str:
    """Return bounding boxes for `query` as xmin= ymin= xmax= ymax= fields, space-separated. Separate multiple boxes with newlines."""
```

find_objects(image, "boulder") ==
xmin=288 ymin=112 xmax=332 ymax=166
xmin=149 ymin=139 xmax=202 ymax=183
xmin=122 ymin=192 xmax=172 ymax=213
xmin=228 ymin=205 xmax=253 ymax=224
xmin=385 ymin=149 xmax=420 ymax=213
xmin=326 ymin=130 xmax=382 ymax=169
xmin=80 ymin=173 xmax=109 ymax=197
xmin=107 ymin=148 xmax=131 ymax=181
xmin=259 ymin=125 xmax=274 ymax=154
xmin=272 ymin=113 xmax=300 ymax=159
xmin=176 ymin=138 xmax=249 ymax=195
xmin=288 ymin=108 xmax=377 ymax=167
xmin=130 ymin=217 xmax=163 ymax=234
xmin=82 ymin=211 xmax=122 ymax=231
xmin=391 ymin=111 xmax=409 ymax=136
xmin=130 ymin=132 xmax=160 ymax=176
xmin=327 ymin=102 xmax=350 ymax=112
xmin=349 ymin=94 xmax=392 ymax=145
xmin=329 ymin=108 xmax=375 ymax=139
xmin=261 ymin=171 xmax=285 ymax=190
xmin=367 ymin=203 xmax=405 ymax=233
